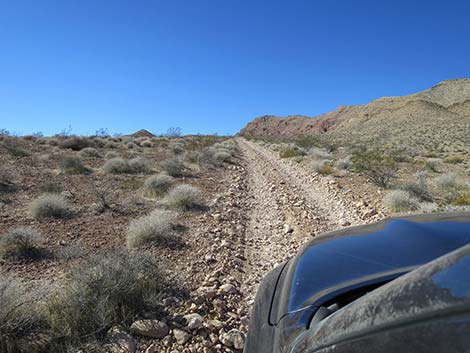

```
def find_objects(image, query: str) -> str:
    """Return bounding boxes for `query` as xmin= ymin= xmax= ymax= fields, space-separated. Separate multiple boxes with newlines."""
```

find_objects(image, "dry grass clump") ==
xmin=0 ymin=274 xmax=42 ymax=349
xmin=160 ymin=158 xmax=186 ymax=177
xmin=140 ymin=140 xmax=153 ymax=148
xmin=444 ymin=155 xmax=464 ymax=164
xmin=102 ymin=157 xmax=152 ymax=174
xmin=30 ymin=194 xmax=73 ymax=219
xmin=383 ymin=190 xmax=420 ymax=212
xmin=160 ymin=184 xmax=201 ymax=210
xmin=399 ymin=171 xmax=434 ymax=202
xmin=126 ymin=209 xmax=177 ymax=248
xmin=308 ymin=147 xmax=332 ymax=160
xmin=78 ymin=147 xmax=100 ymax=158
xmin=434 ymin=173 xmax=457 ymax=189
xmin=59 ymin=136 xmax=94 ymax=151
xmin=335 ymin=156 xmax=353 ymax=170
xmin=1 ymin=138 xmax=30 ymax=157
xmin=169 ymin=141 xmax=185 ymax=155
xmin=45 ymin=250 xmax=163 ymax=340
xmin=60 ymin=156 xmax=92 ymax=174
xmin=143 ymin=174 xmax=175 ymax=198
xmin=0 ymin=227 xmax=47 ymax=260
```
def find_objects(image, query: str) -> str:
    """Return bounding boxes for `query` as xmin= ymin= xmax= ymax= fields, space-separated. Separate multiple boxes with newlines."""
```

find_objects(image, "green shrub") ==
xmin=351 ymin=147 xmax=399 ymax=188
xmin=294 ymin=135 xmax=320 ymax=149
xmin=160 ymin=158 xmax=186 ymax=177
xmin=60 ymin=156 xmax=92 ymax=174
xmin=0 ymin=227 xmax=47 ymax=260
xmin=161 ymin=184 xmax=200 ymax=210
xmin=143 ymin=174 xmax=175 ymax=198
xmin=383 ymin=190 xmax=420 ymax=212
xmin=452 ymin=194 xmax=470 ymax=206
xmin=280 ymin=147 xmax=304 ymax=159
xmin=30 ymin=194 xmax=73 ymax=219
xmin=46 ymin=250 xmax=164 ymax=341
xmin=444 ymin=155 xmax=464 ymax=164
xmin=126 ymin=209 xmax=177 ymax=248
xmin=59 ymin=136 xmax=94 ymax=151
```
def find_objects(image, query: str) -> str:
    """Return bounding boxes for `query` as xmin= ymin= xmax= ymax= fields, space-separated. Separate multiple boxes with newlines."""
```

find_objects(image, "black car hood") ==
xmin=284 ymin=213 xmax=470 ymax=316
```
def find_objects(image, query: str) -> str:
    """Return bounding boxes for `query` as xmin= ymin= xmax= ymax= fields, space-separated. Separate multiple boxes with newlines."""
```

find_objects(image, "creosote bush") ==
xmin=143 ymin=174 xmax=175 ymax=198
xmin=59 ymin=136 xmax=94 ymax=151
xmin=383 ymin=190 xmax=420 ymax=212
xmin=0 ymin=227 xmax=47 ymax=260
xmin=60 ymin=156 xmax=92 ymax=174
xmin=279 ymin=147 xmax=304 ymax=159
xmin=127 ymin=209 xmax=177 ymax=248
xmin=352 ymin=147 xmax=399 ymax=188
xmin=46 ymin=250 xmax=164 ymax=341
xmin=161 ymin=184 xmax=201 ymax=210
xmin=30 ymin=194 xmax=72 ymax=219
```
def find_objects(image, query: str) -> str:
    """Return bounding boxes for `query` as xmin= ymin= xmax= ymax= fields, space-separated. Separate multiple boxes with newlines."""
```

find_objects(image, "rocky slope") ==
xmin=239 ymin=78 xmax=470 ymax=153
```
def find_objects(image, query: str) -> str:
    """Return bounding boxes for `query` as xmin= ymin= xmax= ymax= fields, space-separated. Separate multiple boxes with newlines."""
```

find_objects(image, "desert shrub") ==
xmin=434 ymin=173 xmax=457 ymax=189
xmin=102 ymin=158 xmax=130 ymax=174
xmin=399 ymin=171 xmax=434 ymax=202
xmin=335 ymin=156 xmax=353 ymax=170
xmin=213 ymin=151 xmax=231 ymax=164
xmin=311 ymin=160 xmax=327 ymax=172
xmin=184 ymin=151 xmax=200 ymax=164
xmin=104 ymin=141 xmax=119 ymax=149
xmin=104 ymin=151 xmax=120 ymax=159
xmin=48 ymin=138 xmax=59 ymax=146
xmin=78 ymin=147 xmax=100 ymax=158
xmin=383 ymin=190 xmax=420 ymax=212
xmin=0 ymin=227 xmax=47 ymax=260
xmin=0 ymin=168 xmax=16 ymax=193
xmin=352 ymin=147 xmax=399 ymax=188
xmin=444 ymin=155 xmax=464 ymax=164
xmin=160 ymin=158 xmax=186 ymax=177
xmin=45 ymin=250 xmax=164 ymax=341
xmin=126 ymin=141 xmax=137 ymax=149
xmin=143 ymin=174 xmax=175 ymax=198
xmin=308 ymin=147 xmax=332 ymax=160
xmin=294 ymin=135 xmax=320 ymax=149
xmin=140 ymin=140 xmax=153 ymax=148
xmin=451 ymin=194 xmax=470 ymax=206
xmin=126 ymin=209 xmax=177 ymax=248
xmin=128 ymin=157 xmax=152 ymax=174
xmin=60 ymin=156 xmax=92 ymax=174
xmin=424 ymin=159 xmax=440 ymax=173
xmin=161 ymin=184 xmax=200 ymax=210
xmin=30 ymin=194 xmax=72 ymax=219
xmin=0 ymin=274 xmax=42 ymax=350
xmin=280 ymin=147 xmax=304 ymax=159
xmin=1 ymin=139 xmax=30 ymax=157
xmin=59 ymin=136 xmax=94 ymax=151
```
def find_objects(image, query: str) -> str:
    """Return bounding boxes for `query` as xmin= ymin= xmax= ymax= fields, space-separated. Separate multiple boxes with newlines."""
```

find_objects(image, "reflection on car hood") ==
xmin=289 ymin=217 xmax=470 ymax=312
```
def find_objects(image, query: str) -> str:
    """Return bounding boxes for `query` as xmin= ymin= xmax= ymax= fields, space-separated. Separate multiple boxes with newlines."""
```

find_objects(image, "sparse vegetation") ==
xmin=399 ymin=171 xmax=434 ymax=202
xmin=0 ymin=168 xmax=16 ymax=193
xmin=383 ymin=190 xmax=420 ymax=212
xmin=161 ymin=184 xmax=201 ymax=210
xmin=452 ymin=194 xmax=470 ymax=206
xmin=78 ymin=147 xmax=100 ymax=158
xmin=30 ymin=194 xmax=73 ymax=219
xmin=0 ymin=227 xmax=47 ymax=260
xmin=1 ymin=138 xmax=30 ymax=157
xmin=127 ymin=209 xmax=177 ymax=248
xmin=102 ymin=157 xmax=152 ymax=174
xmin=143 ymin=174 xmax=175 ymax=198
xmin=435 ymin=173 xmax=457 ymax=189
xmin=444 ymin=155 xmax=464 ymax=164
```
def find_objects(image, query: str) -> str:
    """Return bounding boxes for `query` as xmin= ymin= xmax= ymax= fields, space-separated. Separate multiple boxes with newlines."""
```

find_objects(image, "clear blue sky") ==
xmin=1 ymin=0 xmax=469 ymax=136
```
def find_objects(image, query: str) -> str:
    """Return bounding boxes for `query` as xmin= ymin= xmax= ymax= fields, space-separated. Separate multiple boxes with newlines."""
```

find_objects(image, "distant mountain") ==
xmin=239 ymin=78 xmax=470 ymax=152
xmin=130 ymin=129 xmax=156 ymax=138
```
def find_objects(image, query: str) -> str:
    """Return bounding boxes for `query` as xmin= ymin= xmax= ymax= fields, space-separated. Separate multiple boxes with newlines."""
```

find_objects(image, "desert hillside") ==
xmin=240 ymin=78 xmax=470 ymax=153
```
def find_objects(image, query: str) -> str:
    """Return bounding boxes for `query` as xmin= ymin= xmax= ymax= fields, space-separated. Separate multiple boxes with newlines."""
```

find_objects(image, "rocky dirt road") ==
xmin=236 ymin=138 xmax=364 ymax=305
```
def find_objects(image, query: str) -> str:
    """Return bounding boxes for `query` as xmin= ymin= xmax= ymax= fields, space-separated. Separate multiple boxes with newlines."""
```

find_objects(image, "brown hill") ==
xmin=130 ymin=129 xmax=156 ymax=138
xmin=239 ymin=78 xmax=470 ymax=152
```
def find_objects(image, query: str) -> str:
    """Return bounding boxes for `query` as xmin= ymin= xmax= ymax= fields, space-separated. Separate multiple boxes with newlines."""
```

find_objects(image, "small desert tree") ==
xmin=351 ymin=146 xmax=399 ymax=188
